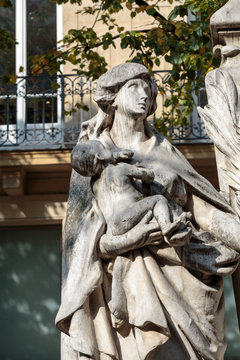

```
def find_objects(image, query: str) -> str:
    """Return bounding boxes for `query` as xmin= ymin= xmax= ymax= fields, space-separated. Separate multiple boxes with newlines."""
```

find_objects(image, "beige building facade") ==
xmin=62 ymin=1 xmax=174 ymax=74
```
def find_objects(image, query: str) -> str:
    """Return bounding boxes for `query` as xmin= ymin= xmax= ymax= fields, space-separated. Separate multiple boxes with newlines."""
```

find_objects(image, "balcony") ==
xmin=0 ymin=72 xmax=210 ymax=151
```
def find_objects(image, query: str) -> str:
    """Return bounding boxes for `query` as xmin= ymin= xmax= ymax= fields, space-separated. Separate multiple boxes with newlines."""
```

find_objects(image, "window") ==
xmin=0 ymin=0 xmax=62 ymax=147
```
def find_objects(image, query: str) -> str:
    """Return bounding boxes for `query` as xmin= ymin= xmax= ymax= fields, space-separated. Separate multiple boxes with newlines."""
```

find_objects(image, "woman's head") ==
xmin=112 ymin=78 xmax=152 ymax=120
xmin=94 ymin=63 xmax=157 ymax=117
xmin=80 ymin=63 xmax=157 ymax=141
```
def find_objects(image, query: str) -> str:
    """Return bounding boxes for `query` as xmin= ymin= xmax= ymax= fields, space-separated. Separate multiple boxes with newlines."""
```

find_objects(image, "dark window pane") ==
xmin=26 ymin=97 xmax=57 ymax=124
xmin=27 ymin=0 xmax=56 ymax=74
xmin=0 ymin=95 xmax=16 ymax=125
xmin=25 ymin=75 xmax=57 ymax=124
xmin=0 ymin=228 xmax=61 ymax=360
xmin=0 ymin=2 xmax=15 ymax=77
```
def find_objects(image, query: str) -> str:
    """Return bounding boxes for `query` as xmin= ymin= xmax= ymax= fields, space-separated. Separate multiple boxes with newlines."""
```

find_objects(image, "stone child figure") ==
xmin=56 ymin=63 xmax=240 ymax=360
xmin=71 ymin=140 xmax=192 ymax=247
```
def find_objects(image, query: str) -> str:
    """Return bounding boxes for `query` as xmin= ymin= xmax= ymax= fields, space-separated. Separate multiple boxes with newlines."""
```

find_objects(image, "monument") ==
xmin=56 ymin=1 xmax=240 ymax=358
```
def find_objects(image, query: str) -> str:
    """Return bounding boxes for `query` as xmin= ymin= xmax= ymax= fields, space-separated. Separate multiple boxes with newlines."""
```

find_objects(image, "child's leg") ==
xmin=111 ymin=195 xmax=165 ymax=236
xmin=111 ymin=195 xmax=192 ymax=247
xmin=152 ymin=196 xmax=173 ymax=235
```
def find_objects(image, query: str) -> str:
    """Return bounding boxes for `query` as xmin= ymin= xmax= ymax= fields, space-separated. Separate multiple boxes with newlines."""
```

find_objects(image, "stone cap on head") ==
xmin=94 ymin=63 xmax=150 ymax=104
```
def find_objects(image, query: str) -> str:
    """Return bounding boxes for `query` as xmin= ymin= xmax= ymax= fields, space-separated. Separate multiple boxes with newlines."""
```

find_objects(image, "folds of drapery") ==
xmin=56 ymin=200 xmax=105 ymax=334
xmin=66 ymin=245 xmax=228 ymax=360
xmin=56 ymin=198 xmax=239 ymax=359
xmin=56 ymin=125 xmax=240 ymax=360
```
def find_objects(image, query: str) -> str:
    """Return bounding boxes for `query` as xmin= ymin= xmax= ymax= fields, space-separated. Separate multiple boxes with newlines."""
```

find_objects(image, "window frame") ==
xmin=0 ymin=0 xmax=63 ymax=146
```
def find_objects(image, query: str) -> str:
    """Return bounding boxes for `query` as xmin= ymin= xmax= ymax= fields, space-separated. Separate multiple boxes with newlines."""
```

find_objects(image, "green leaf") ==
xmin=168 ymin=7 xmax=179 ymax=20
xmin=0 ymin=0 xmax=12 ymax=7
xmin=154 ymin=58 xmax=160 ymax=67
xmin=1 ymin=74 xmax=10 ymax=84
xmin=75 ymin=103 xmax=89 ymax=111
xmin=164 ymin=99 xmax=172 ymax=107
xmin=187 ymin=69 xmax=196 ymax=80
xmin=171 ymin=71 xmax=180 ymax=81
xmin=146 ymin=7 xmax=156 ymax=16
xmin=10 ymin=73 xmax=17 ymax=83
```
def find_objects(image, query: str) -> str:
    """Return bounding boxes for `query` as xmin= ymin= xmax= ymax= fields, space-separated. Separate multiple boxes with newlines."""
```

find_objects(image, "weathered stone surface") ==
xmin=211 ymin=0 xmax=240 ymax=47
xmin=199 ymin=0 xmax=240 ymax=218
xmin=57 ymin=60 xmax=240 ymax=360
xmin=199 ymin=0 xmax=240 ymax=333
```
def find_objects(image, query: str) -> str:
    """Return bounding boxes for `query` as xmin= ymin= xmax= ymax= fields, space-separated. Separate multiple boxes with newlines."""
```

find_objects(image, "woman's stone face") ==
xmin=114 ymin=78 xmax=151 ymax=118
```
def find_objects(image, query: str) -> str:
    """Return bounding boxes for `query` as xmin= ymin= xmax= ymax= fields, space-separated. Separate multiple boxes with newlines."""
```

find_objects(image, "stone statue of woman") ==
xmin=56 ymin=63 xmax=240 ymax=360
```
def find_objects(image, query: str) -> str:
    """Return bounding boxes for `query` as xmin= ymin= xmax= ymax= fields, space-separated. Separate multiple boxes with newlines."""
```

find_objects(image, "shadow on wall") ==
xmin=1 ymin=227 xmax=239 ymax=360
xmin=0 ymin=228 xmax=61 ymax=360
xmin=224 ymin=276 xmax=240 ymax=360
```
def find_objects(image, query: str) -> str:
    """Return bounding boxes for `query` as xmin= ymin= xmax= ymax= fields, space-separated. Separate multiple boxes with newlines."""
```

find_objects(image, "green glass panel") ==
xmin=27 ymin=0 xmax=56 ymax=74
xmin=0 ymin=1 xmax=15 ymax=77
xmin=224 ymin=276 xmax=240 ymax=360
xmin=0 ymin=228 xmax=61 ymax=360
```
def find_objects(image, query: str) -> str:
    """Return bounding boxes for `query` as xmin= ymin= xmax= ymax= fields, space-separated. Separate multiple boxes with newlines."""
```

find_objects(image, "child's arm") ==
xmin=112 ymin=149 xmax=134 ymax=163
xmin=123 ymin=163 xmax=155 ymax=184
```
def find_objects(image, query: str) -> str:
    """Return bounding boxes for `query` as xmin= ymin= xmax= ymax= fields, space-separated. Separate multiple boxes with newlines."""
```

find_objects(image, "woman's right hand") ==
xmin=136 ymin=211 xmax=163 ymax=246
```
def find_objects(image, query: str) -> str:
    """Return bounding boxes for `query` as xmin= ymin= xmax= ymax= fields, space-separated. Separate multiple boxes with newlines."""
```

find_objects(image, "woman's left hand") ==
xmin=98 ymin=211 xmax=162 ymax=258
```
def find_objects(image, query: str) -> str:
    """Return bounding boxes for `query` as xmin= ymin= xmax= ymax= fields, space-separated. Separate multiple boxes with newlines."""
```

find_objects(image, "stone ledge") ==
xmin=0 ymin=149 xmax=71 ymax=167
xmin=0 ymin=194 xmax=67 ymax=226
xmin=176 ymin=143 xmax=215 ymax=159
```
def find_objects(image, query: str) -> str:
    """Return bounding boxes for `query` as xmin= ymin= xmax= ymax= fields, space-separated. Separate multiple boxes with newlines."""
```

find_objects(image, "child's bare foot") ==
xmin=166 ymin=226 xmax=192 ymax=247
xmin=163 ymin=212 xmax=193 ymax=247
xmin=162 ymin=220 xmax=181 ymax=238
xmin=178 ymin=212 xmax=192 ymax=229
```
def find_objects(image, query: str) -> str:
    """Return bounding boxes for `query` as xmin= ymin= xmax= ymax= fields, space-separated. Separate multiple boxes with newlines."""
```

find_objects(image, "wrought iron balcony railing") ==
xmin=0 ymin=72 xmax=210 ymax=150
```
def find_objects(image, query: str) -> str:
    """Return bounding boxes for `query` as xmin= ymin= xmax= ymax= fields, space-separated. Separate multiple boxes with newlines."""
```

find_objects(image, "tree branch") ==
xmin=134 ymin=0 xmax=176 ymax=32
xmin=92 ymin=1 xmax=103 ymax=29
xmin=32 ymin=0 xmax=179 ymax=74
xmin=135 ymin=0 xmax=167 ymax=23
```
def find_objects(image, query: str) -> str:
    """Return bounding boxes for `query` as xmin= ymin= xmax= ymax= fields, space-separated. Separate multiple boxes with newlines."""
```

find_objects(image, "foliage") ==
xmin=1 ymin=0 xmax=229 ymax=130
xmin=46 ymin=0 xmax=228 ymax=131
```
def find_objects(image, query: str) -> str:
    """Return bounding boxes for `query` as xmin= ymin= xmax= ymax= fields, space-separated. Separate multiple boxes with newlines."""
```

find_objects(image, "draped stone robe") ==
xmin=56 ymin=123 xmax=239 ymax=360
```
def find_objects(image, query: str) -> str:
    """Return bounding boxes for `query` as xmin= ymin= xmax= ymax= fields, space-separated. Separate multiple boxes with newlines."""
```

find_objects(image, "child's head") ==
xmin=71 ymin=140 xmax=110 ymax=177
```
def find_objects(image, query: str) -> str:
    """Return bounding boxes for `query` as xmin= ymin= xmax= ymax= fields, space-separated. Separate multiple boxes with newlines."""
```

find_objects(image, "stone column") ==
xmin=198 ymin=0 xmax=240 ymax=326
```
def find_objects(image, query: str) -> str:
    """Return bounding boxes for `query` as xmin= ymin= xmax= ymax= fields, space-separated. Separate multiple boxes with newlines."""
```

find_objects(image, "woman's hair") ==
xmin=80 ymin=63 xmax=157 ymax=142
